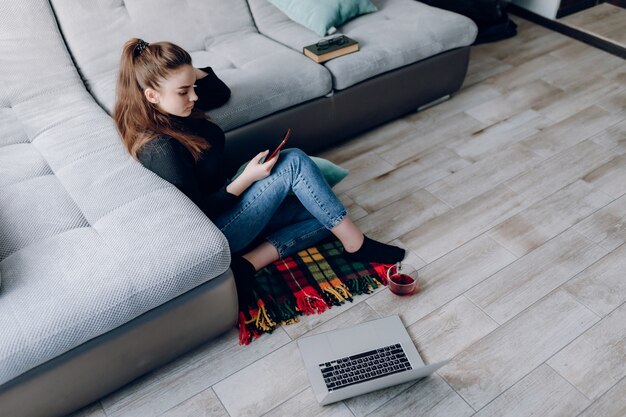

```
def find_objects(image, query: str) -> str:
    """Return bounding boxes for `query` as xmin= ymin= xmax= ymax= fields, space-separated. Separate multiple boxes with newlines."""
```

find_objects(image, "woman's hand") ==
xmin=243 ymin=150 xmax=279 ymax=182
xmin=194 ymin=67 xmax=208 ymax=81
xmin=226 ymin=150 xmax=279 ymax=196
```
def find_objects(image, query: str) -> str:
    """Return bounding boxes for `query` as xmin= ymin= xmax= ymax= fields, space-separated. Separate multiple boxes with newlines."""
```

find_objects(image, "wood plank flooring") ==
xmin=559 ymin=3 xmax=626 ymax=48
xmin=72 ymin=16 xmax=626 ymax=417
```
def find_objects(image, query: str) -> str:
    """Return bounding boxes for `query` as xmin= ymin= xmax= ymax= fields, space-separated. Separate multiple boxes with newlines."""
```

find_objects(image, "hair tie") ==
xmin=134 ymin=39 xmax=149 ymax=57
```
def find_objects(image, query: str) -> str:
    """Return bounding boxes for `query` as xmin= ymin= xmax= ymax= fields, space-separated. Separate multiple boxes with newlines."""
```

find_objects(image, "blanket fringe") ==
xmin=346 ymin=274 xmax=383 ymax=295
xmin=295 ymin=287 xmax=328 ymax=315
xmin=255 ymin=299 xmax=277 ymax=331
xmin=273 ymin=300 xmax=299 ymax=322
xmin=238 ymin=311 xmax=259 ymax=345
xmin=372 ymin=263 xmax=391 ymax=285
xmin=319 ymin=279 xmax=352 ymax=303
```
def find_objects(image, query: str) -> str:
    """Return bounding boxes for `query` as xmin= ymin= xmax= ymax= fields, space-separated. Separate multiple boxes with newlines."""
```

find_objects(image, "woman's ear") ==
xmin=144 ymin=88 xmax=159 ymax=104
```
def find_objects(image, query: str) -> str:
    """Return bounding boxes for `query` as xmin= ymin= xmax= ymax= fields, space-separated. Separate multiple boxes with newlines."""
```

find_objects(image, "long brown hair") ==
xmin=114 ymin=38 xmax=209 ymax=160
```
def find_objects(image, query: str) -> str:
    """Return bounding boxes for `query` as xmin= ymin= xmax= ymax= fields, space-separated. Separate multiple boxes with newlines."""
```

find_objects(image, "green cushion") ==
xmin=232 ymin=155 xmax=349 ymax=189
xmin=308 ymin=156 xmax=349 ymax=188
xmin=268 ymin=0 xmax=378 ymax=37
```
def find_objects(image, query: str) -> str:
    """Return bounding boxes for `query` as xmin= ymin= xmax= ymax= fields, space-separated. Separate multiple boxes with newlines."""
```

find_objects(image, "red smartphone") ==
xmin=267 ymin=128 xmax=291 ymax=161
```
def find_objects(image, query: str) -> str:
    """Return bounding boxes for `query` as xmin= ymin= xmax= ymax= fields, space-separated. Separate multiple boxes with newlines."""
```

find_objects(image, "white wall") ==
xmin=512 ymin=0 xmax=560 ymax=19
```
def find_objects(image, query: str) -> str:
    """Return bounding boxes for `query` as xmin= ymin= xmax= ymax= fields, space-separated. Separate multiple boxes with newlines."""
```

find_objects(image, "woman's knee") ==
xmin=277 ymin=148 xmax=312 ymax=171
xmin=269 ymin=148 xmax=321 ymax=186
xmin=280 ymin=148 xmax=307 ymax=162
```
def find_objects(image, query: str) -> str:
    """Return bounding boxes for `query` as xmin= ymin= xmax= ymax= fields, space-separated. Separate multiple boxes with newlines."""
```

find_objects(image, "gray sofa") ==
xmin=0 ymin=0 xmax=476 ymax=416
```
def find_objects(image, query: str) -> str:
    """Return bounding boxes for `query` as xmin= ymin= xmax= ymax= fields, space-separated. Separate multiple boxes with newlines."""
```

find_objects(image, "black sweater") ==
xmin=137 ymin=67 xmax=237 ymax=220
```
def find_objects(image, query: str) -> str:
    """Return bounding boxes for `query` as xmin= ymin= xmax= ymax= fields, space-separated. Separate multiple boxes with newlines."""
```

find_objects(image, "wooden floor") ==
xmin=559 ymin=3 xmax=626 ymax=48
xmin=72 ymin=16 xmax=626 ymax=417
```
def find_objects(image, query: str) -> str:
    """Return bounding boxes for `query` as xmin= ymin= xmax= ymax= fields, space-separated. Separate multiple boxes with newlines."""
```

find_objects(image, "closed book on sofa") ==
xmin=303 ymin=35 xmax=360 ymax=63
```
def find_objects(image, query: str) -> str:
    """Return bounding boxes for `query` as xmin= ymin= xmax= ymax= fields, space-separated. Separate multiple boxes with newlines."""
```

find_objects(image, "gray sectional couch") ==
xmin=0 ymin=1 xmax=476 ymax=416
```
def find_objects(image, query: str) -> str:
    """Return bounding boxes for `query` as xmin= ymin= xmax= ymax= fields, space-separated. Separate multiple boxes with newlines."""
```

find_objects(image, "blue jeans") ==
xmin=213 ymin=148 xmax=348 ymax=258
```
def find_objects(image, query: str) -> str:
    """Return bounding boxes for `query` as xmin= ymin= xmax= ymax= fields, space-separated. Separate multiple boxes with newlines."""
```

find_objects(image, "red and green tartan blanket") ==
xmin=237 ymin=238 xmax=392 ymax=345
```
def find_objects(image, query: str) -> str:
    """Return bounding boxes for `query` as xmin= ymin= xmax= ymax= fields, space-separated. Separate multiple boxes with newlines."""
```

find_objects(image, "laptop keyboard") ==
xmin=319 ymin=344 xmax=412 ymax=391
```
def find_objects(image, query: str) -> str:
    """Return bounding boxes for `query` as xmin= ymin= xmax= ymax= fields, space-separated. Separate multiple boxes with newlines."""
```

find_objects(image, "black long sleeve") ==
xmin=137 ymin=135 xmax=238 ymax=220
xmin=136 ymin=67 xmax=237 ymax=220
xmin=195 ymin=66 xmax=231 ymax=111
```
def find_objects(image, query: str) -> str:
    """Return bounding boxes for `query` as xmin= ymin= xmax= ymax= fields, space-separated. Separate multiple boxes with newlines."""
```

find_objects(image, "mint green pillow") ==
xmin=308 ymin=156 xmax=349 ymax=187
xmin=232 ymin=155 xmax=348 ymax=189
xmin=269 ymin=0 xmax=378 ymax=37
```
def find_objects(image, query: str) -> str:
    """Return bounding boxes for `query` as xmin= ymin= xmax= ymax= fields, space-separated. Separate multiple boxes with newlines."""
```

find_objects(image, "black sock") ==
xmin=344 ymin=236 xmax=406 ymax=264
xmin=230 ymin=256 xmax=257 ymax=308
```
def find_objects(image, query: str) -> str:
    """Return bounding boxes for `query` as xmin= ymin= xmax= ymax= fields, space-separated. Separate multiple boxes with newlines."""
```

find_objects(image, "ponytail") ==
xmin=114 ymin=38 xmax=210 ymax=161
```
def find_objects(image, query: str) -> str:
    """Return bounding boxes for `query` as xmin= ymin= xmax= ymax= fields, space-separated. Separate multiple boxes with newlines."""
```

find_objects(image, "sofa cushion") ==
xmin=267 ymin=0 xmax=378 ymax=36
xmin=50 ymin=0 xmax=332 ymax=131
xmin=0 ymin=143 xmax=52 ymax=189
xmin=0 ymin=0 xmax=231 ymax=386
xmin=0 ymin=176 xmax=89 ymax=260
xmin=249 ymin=0 xmax=478 ymax=90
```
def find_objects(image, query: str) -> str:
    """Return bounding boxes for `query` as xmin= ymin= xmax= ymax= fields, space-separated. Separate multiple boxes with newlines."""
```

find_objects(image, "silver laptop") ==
xmin=297 ymin=315 xmax=450 ymax=405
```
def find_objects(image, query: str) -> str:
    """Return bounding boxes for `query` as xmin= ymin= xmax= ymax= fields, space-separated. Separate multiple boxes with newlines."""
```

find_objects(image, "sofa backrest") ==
xmin=50 ymin=0 xmax=258 ymax=113
xmin=1 ymin=0 xmax=158 ymax=244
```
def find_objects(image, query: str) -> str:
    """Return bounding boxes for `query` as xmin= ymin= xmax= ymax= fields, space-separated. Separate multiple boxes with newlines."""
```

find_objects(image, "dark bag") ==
xmin=420 ymin=0 xmax=517 ymax=44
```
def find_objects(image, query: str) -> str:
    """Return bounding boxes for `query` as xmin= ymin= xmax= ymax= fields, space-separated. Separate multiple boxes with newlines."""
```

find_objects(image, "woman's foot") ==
xmin=344 ymin=235 xmax=405 ymax=264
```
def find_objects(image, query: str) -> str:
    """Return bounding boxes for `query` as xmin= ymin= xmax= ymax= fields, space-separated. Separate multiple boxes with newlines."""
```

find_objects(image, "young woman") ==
xmin=114 ymin=38 xmax=405 ymax=304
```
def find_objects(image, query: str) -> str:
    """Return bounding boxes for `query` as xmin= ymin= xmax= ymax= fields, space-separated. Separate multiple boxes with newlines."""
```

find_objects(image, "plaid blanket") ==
xmin=238 ymin=238 xmax=391 ymax=345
